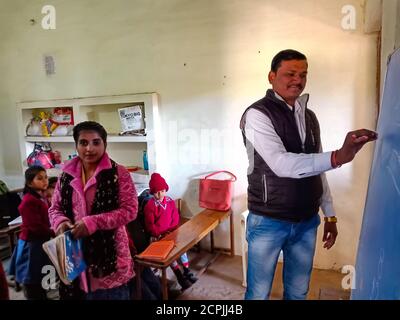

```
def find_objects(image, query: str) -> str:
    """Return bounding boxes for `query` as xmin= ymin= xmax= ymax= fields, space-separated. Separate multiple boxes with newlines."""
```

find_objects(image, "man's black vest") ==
xmin=240 ymin=90 xmax=323 ymax=222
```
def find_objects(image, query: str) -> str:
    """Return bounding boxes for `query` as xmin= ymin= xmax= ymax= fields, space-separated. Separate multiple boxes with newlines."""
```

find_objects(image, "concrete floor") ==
xmin=3 ymin=251 xmax=350 ymax=300
xmin=178 ymin=252 xmax=350 ymax=300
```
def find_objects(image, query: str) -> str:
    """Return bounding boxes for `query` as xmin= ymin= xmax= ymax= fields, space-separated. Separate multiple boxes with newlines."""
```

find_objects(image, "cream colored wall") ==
xmin=0 ymin=0 xmax=378 ymax=269
xmin=0 ymin=142 xmax=3 ymax=178
xmin=381 ymin=0 xmax=400 ymax=93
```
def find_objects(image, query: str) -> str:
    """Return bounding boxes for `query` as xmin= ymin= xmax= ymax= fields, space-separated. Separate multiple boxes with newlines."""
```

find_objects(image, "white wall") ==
xmin=0 ymin=0 xmax=379 ymax=269
xmin=381 ymin=0 xmax=400 ymax=93
xmin=0 ymin=141 xmax=4 ymax=179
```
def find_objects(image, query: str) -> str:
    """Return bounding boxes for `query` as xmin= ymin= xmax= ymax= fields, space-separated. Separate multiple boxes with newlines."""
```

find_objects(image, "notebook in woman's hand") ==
xmin=42 ymin=230 xmax=87 ymax=284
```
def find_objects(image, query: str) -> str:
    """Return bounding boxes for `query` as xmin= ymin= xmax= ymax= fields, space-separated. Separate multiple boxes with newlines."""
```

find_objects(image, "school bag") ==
xmin=126 ymin=189 xmax=152 ymax=254
xmin=26 ymin=143 xmax=56 ymax=169
xmin=199 ymin=170 xmax=237 ymax=211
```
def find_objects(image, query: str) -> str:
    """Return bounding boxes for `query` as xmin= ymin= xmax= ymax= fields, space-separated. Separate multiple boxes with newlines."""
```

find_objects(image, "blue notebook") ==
xmin=64 ymin=231 xmax=86 ymax=282
xmin=43 ymin=230 xmax=87 ymax=285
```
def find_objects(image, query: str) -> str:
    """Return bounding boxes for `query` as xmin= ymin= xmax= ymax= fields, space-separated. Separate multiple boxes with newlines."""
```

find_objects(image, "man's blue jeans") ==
xmin=244 ymin=212 xmax=320 ymax=300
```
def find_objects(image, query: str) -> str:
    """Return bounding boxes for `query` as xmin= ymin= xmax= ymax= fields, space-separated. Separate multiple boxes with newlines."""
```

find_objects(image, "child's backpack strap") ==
xmin=0 ymin=180 xmax=9 ymax=196
xmin=126 ymin=189 xmax=152 ymax=254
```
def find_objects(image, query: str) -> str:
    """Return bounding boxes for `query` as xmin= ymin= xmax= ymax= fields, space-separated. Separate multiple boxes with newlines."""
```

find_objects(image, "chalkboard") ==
xmin=352 ymin=48 xmax=400 ymax=300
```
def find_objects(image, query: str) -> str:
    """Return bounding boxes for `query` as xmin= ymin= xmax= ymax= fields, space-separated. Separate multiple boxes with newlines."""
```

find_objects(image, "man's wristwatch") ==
xmin=324 ymin=216 xmax=337 ymax=223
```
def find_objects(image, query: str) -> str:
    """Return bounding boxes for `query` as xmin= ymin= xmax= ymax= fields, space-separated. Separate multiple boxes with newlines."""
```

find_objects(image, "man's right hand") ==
xmin=336 ymin=129 xmax=378 ymax=165
xmin=56 ymin=221 xmax=74 ymax=236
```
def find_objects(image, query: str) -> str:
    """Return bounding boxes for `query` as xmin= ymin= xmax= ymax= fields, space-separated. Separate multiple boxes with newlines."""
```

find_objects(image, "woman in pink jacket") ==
xmin=49 ymin=121 xmax=138 ymax=300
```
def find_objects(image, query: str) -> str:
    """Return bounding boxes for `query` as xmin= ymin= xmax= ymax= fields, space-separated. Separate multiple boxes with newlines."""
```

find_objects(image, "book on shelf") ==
xmin=42 ymin=230 xmax=87 ymax=285
xmin=136 ymin=240 xmax=175 ymax=261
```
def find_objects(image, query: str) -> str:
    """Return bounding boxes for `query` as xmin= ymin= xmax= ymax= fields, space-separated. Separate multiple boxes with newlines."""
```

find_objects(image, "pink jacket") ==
xmin=144 ymin=196 xmax=179 ymax=237
xmin=49 ymin=153 xmax=138 ymax=293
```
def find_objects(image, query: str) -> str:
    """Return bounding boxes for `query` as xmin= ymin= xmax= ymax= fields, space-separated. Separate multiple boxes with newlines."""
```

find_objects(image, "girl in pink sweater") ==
xmin=144 ymin=173 xmax=197 ymax=290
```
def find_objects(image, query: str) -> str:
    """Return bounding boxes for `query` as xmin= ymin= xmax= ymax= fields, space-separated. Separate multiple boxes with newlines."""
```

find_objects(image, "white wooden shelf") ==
xmin=25 ymin=136 xmax=74 ymax=143
xmin=107 ymin=135 xmax=147 ymax=143
xmin=24 ymin=135 xmax=147 ymax=143
xmin=17 ymin=93 xmax=159 ymax=175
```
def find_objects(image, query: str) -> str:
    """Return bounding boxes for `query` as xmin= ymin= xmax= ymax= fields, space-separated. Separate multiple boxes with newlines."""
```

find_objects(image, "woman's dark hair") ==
xmin=271 ymin=49 xmax=307 ymax=73
xmin=23 ymin=165 xmax=46 ymax=196
xmin=48 ymin=176 xmax=58 ymax=188
xmin=73 ymin=121 xmax=107 ymax=146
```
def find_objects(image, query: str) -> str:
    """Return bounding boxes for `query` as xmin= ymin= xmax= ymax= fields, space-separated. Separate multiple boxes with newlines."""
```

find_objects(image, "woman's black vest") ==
xmin=240 ymin=90 xmax=323 ymax=222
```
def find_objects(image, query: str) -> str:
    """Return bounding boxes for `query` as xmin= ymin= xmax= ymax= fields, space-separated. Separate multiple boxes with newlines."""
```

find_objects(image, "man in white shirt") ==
xmin=240 ymin=49 xmax=377 ymax=300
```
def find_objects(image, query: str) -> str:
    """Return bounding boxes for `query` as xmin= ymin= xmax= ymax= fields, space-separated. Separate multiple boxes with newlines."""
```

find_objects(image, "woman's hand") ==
xmin=71 ymin=220 xmax=90 ymax=239
xmin=56 ymin=221 xmax=74 ymax=236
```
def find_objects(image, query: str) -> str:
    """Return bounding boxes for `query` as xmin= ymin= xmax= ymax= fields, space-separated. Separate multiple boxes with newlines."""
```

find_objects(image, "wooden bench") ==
xmin=0 ymin=224 xmax=21 ymax=255
xmin=134 ymin=207 xmax=234 ymax=300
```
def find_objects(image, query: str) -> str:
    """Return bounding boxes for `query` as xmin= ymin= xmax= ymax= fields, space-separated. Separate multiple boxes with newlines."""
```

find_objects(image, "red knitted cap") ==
xmin=149 ymin=173 xmax=169 ymax=194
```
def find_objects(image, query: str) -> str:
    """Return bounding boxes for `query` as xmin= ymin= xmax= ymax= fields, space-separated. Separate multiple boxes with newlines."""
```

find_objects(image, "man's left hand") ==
xmin=71 ymin=220 xmax=90 ymax=239
xmin=323 ymin=222 xmax=338 ymax=249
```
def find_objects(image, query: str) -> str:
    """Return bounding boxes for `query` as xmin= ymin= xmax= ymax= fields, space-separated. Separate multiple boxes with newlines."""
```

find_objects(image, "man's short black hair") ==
xmin=73 ymin=121 xmax=107 ymax=145
xmin=271 ymin=49 xmax=307 ymax=72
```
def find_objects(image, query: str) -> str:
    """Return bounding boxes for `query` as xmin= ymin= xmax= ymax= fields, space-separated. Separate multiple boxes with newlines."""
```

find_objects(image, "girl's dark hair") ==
xmin=24 ymin=165 xmax=46 ymax=196
xmin=271 ymin=49 xmax=307 ymax=73
xmin=73 ymin=121 xmax=107 ymax=146
xmin=48 ymin=176 xmax=58 ymax=188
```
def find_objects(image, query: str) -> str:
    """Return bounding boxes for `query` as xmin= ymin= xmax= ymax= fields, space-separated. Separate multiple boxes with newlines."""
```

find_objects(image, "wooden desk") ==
xmin=134 ymin=209 xmax=233 ymax=300
xmin=0 ymin=224 xmax=21 ymax=254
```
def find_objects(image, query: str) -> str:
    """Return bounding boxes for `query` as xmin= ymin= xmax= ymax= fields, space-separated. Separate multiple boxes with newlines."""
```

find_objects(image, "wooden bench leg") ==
xmin=195 ymin=242 xmax=201 ymax=252
xmin=135 ymin=264 xmax=142 ymax=300
xmin=161 ymin=268 xmax=168 ymax=300
xmin=210 ymin=230 xmax=215 ymax=253
xmin=230 ymin=211 xmax=235 ymax=256
xmin=8 ymin=232 xmax=16 ymax=255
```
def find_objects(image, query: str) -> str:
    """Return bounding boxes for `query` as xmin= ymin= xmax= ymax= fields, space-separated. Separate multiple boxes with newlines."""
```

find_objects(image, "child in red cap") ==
xmin=144 ymin=173 xmax=197 ymax=290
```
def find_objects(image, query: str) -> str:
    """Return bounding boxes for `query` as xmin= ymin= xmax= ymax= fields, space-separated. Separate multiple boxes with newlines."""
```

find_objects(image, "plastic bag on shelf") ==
xmin=26 ymin=118 xmax=42 ymax=136
xmin=25 ymin=111 xmax=52 ymax=136
xmin=50 ymin=107 xmax=74 ymax=136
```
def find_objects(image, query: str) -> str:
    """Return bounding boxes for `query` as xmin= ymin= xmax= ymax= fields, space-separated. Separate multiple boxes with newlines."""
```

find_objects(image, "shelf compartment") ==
xmin=24 ymin=135 xmax=146 ymax=143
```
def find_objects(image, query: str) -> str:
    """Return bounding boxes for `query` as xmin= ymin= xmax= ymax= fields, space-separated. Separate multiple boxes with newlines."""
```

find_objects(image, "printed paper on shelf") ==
xmin=118 ymin=105 xmax=145 ymax=132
